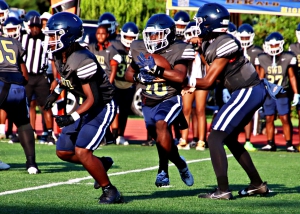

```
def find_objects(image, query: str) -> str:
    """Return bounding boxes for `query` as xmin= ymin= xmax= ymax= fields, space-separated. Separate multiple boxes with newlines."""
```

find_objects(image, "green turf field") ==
xmin=0 ymin=141 xmax=299 ymax=214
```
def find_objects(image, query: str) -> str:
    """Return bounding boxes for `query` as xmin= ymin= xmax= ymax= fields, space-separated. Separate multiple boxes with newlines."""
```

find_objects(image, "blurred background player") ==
xmin=110 ymin=21 xmax=139 ymax=145
xmin=178 ymin=21 xmax=208 ymax=151
xmin=257 ymin=32 xmax=299 ymax=152
xmin=236 ymin=23 xmax=264 ymax=151
xmin=0 ymin=27 xmax=40 ymax=174
xmin=88 ymin=23 xmax=122 ymax=144
xmin=97 ymin=12 xmax=119 ymax=41
xmin=174 ymin=10 xmax=190 ymax=40
xmin=227 ymin=22 xmax=237 ymax=37
xmin=289 ymin=23 xmax=300 ymax=151
xmin=173 ymin=10 xmax=190 ymax=144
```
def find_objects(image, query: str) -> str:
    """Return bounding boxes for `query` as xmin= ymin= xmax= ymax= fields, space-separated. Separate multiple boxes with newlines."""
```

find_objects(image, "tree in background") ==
xmin=241 ymin=14 xmax=299 ymax=50
xmin=80 ymin=0 xmax=166 ymax=33
xmin=8 ymin=0 xmax=50 ymax=14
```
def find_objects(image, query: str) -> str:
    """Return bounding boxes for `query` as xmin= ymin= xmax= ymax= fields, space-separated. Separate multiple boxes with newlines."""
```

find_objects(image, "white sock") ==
xmin=0 ymin=124 xmax=5 ymax=134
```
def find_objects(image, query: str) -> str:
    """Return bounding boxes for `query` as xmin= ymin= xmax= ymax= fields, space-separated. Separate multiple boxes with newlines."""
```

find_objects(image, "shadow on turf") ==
xmin=7 ymin=162 xmax=121 ymax=173
xmin=121 ymin=182 xmax=300 ymax=203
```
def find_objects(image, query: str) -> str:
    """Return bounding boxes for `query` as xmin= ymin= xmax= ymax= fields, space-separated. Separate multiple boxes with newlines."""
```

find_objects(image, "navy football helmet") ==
xmin=184 ymin=21 xmax=200 ymax=41
xmin=142 ymin=13 xmax=176 ymax=54
xmin=97 ymin=12 xmax=117 ymax=36
xmin=0 ymin=1 xmax=9 ymax=24
xmin=173 ymin=11 xmax=190 ymax=36
xmin=227 ymin=22 xmax=237 ymax=37
xmin=296 ymin=23 xmax=300 ymax=43
xmin=236 ymin=23 xmax=255 ymax=48
xmin=194 ymin=3 xmax=229 ymax=39
xmin=43 ymin=12 xmax=83 ymax=53
xmin=121 ymin=22 xmax=139 ymax=48
xmin=264 ymin=32 xmax=284 ymax=56
xmin=3 ymin=17 xmax=21 ymax=39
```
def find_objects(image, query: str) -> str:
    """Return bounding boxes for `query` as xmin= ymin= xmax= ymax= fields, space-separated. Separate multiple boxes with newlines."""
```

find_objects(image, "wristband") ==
xmin=154 ymin=65 xmax=165 ymax=77
xmin=71 ymin=111 xmax=80 ymax=121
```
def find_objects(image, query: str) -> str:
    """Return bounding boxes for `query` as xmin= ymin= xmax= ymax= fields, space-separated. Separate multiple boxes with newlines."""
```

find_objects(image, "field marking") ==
xmin=0 ymin=155 xmax=233 ymax=196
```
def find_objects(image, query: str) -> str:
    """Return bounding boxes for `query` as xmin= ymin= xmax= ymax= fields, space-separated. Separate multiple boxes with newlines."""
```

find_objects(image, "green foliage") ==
xmin=7 ymin=0 xmax=49 ymax=14
xmin=80 ymin=0 xmax=166 ymax=33
xmin=241 ymin=14 xmax=300 ymax=50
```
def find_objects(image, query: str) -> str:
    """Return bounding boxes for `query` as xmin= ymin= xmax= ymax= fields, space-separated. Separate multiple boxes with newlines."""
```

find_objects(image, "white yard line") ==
xmin=0 ymin=155 xmax=233 ymax=196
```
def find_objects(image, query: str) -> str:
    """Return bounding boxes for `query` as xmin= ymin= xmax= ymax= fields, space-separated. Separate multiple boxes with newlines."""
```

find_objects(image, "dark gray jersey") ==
xmin=53 ymin=48 xmax=115 ymax=106
xmin=0 ymin=36 xmax=26 ymax=85
xmin=110 ymin=39 xmax=133 ymax=89
xmin=88 ymin=42 xmax=121 ymax=78
xmin=289 ymin=43 xmax=300 ymax=70
xmin=129 ymin=40 xmax=194 ymax=102
xmin=244 ymin=45 xmax=263 ymax=66
xmin=257 ymin=51 xmax=297 ymax=89
xmin=202 ymin=34 xmax=260 ymax=92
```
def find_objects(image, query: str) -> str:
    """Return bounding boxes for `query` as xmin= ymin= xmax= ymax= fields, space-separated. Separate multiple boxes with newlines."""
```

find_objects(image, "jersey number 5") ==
xmin=0 ymin=40 xmax=16 ymax=64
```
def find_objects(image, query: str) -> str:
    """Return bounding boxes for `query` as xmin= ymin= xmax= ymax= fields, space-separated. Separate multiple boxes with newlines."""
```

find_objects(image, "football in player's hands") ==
xmin=144 ymin=53 xmax=171 ymax=82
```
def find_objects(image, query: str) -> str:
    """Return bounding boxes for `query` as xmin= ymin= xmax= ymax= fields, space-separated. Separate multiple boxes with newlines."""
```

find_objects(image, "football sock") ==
xmin=112 ymin=128 xmax=118 ymax=139
xmin=18 ymin=123 xmax=36 ymax=160
xmin=286 ymin=140 xmax=292 ymax=147
xmin=193 ymin=137 xmax=199 ymax=142
xmin=268 ymin=140 xmax=275 ymax=146
xmin=156 ymin=143 xmax=169 ymax=175
xmin=207 ymin=130 xmax=228 ymax=178
xmin=0 ymin=124 xmax=5 ymax=134
xmin=217 ymin=176 xmax=229 ymax=192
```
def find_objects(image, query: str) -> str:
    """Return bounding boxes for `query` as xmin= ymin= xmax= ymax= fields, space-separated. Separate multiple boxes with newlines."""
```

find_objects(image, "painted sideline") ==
xmin=0 ymin=155 xmax=233 ymax=196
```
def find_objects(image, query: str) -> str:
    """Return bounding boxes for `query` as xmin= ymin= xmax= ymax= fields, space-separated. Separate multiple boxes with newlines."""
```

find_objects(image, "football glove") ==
xmin=292 ymin=94 xmax=300 ymax=106
xmin=44 ymin=91 xmax=60 ymax=110
xmin=222 ymin=88 xmax=231 ymax=103
xmin=55 ymin=112 xmax=80 ymax=128
xmin=133 ymin=69 xmax=156 ymax=84
xmin=136 ymin=52 xmax=164 ymax=77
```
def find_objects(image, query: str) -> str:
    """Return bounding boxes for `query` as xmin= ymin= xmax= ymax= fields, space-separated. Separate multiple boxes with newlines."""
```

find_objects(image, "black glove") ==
xmin=44 ymin=92 xmax=60 ymax=110
xmin=55 ymin=115 xmax=75 ymax=128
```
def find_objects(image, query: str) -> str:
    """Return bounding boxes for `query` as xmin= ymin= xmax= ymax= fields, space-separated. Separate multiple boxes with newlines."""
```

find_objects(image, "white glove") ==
xmin=292 ymin=94 xmax=300 ymax=106
xmin=222 ymin=88 xmax=231 ymax=103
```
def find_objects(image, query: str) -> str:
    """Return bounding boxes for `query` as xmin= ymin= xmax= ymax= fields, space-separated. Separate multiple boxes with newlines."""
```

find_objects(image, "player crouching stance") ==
xmin=43 ymin=12 xmax=121 ymax=204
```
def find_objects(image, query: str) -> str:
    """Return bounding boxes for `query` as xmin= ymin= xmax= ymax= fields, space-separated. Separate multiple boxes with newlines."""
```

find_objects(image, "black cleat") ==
xmin=141 ymin=140 xmax=154 ymax=146
xmin=99 ymin=185 xmax=122 ymax=204
xmin=238 ymin=182 xmax=269 ymax=197
xmin=198 ymin=188 xmax=233 ymax=200
xmin=260 ymin=144 xmax=277 ymax=151
xmin=94 ymin=157 xmax=114 ymax=189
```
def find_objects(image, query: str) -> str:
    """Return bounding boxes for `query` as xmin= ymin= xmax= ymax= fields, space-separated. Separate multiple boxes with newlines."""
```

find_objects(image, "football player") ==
xmin=0 ymin=24 xmax=40 ymax=174
xmin=97 ymin=12 xmax=119 ymax=40
xmin=236 ymin=23 xmax=264 ymax=151
xmin=109 ymin=22 xmax=139 ymax=146
xmin=178 ymin=21 xmax=208 ymax=151
xmin=43 ymin=12 xmax=121 ymax=204
xmin=125 ymin=13 xmax=195 ymax=188
xmin=289 ymin=23 xmax=300 ymax=152
xmin=227 ymin=22 xmax=237 ymax=37
xmin=191 ymin=3 xmax=270 ymax=199
xmin=257 ymin=32 xmax=299 ymax=152
xmin=173 ymin=10 xmax=190 ymax=40
xmin=88 ymin=23 xmax=122 ymax=144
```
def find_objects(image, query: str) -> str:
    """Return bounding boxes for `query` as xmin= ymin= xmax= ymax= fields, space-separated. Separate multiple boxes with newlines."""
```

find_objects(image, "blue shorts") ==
xmin=0 ymin=82 xmax=30 ymax=127
xmin=142 ymin=95 xmax=182 ymax=129
xmin=212 ymin=82 xmax=267 ymax=134
xmin=56 ymin=100 xmax=117 ymax=151
xmin=263 ymin=95 xmax=290 ymax=116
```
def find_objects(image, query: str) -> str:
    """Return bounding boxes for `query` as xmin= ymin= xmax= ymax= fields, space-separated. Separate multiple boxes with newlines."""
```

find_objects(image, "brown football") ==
xmin=144 ymin=53 xmax=171 ymax=70
xmin=144 ymin=53 xmax=170 ymax=82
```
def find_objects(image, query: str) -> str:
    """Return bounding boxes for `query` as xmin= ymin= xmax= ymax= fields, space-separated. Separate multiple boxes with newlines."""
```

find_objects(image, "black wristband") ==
xmin=155 ymin=65 xmax=165 ymax=77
